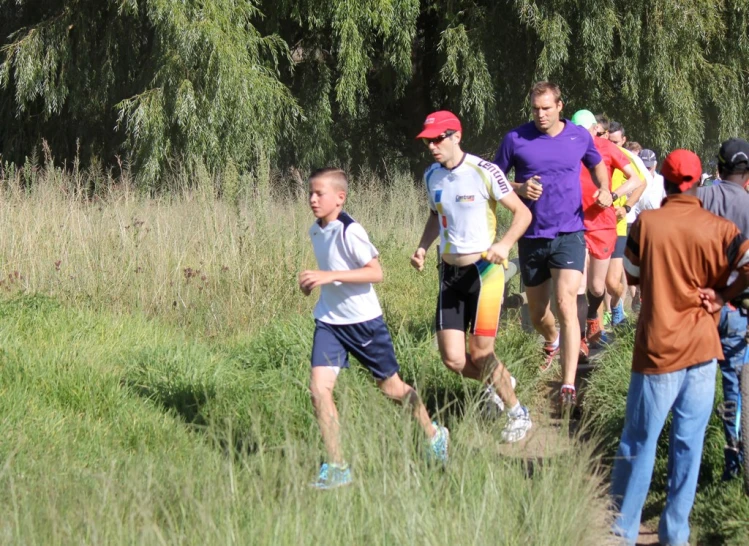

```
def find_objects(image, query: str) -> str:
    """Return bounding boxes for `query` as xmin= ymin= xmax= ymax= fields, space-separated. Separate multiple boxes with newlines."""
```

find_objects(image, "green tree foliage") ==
xmin=265 ymin=0 xmax=749 ymax=171
xmin=1 ymin=0 xmax=298 ymax=187
xmin=2 ymin=1 xmax=749 ymax=184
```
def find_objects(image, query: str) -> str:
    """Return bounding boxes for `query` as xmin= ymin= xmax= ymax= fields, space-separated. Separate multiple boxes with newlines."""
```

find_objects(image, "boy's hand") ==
xmin=299 ymin=270 xmax=333 ymax=292
xmin=614 ymin=206 xmax=627 ymax=221
xmin=410 ymin=248 xmax=426 ymax=272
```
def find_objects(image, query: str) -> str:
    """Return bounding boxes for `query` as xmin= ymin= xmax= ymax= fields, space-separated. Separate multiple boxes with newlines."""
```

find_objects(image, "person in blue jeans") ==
xmin=696 ymin=137 xmax=749 ymax=480
xmin=715 ymin=304 xmax=748 ymax=478
xmin=612 ymin=149 xmax=749 ymax=546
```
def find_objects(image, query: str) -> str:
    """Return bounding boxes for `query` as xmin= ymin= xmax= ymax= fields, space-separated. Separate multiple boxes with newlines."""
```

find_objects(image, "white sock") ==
xmin=546 ymin=334 xmax=560 ymax=350
xmin=561 ymin=384 xmax=576 ymax=391
xmin=508 ymin=402 xmax=523 ymax=416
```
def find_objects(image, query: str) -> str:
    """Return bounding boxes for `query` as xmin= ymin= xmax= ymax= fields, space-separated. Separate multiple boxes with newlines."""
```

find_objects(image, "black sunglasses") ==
xmin=422 ymin=130 xmax=456 ymax=146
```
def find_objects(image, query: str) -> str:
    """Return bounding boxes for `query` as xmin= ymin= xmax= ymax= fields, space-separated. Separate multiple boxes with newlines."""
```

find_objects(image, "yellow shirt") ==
xmin=611 ymin=147 xmax=648 ymax=235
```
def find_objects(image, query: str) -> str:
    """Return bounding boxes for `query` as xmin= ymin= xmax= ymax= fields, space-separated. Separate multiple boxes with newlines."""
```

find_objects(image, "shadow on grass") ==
xmin=420 ymin=383 xmax=473 ymax=429
xmin=122 ymin=377 xmax=259 ymax=458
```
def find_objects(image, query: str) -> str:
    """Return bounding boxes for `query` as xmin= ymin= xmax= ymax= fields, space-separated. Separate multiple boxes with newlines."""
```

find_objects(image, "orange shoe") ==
xmin=578 ymin=338 xmax=590 ymax=364
xmin=586 ymin=318 xmax=603 ymax=346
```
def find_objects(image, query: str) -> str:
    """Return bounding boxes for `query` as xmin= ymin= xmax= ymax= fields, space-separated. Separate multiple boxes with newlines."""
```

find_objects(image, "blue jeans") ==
xmin=717 ymin=304 xmax=748 ymax=478
xmin=611 ymin=360 xmax=717 ymax=546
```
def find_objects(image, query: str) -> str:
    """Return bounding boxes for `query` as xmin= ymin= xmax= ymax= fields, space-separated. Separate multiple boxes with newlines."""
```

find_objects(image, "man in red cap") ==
xmin=410 ymin=110 xmax=534 ymax=443
xmin=611 ymin=149 xmax=749 ymax=545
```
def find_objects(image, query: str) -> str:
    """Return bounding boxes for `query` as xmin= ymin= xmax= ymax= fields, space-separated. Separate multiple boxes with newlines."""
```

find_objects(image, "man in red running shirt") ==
xmin=570 ymin=110 xmax=643 ymax=358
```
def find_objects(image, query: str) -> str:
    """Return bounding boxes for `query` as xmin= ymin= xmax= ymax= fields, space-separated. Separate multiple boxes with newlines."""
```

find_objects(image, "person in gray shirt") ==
xmin=697 ymin=137 xmax=749 ymax=480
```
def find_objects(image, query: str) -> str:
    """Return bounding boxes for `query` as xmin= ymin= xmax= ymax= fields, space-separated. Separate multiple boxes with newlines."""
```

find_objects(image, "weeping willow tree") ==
xmin=505 ymin=0 xmax=749 ymax=157
xmin=257 ymin=0 xmax=749 ymax=172
xmin=0 ymin=0 xmax=299 ymax=187
xmin=2 ymin=0 xmax=749 ymax=183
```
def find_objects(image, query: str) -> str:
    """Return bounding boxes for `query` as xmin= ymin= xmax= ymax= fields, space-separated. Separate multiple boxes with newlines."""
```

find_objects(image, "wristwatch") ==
xmin=624 ymin=204 xmax=632 ymax=213
xmin=611 ymin=192 xmax=619 ymax=202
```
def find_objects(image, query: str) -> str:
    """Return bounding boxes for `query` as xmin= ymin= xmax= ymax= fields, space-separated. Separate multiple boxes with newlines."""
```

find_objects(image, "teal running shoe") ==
xmin=612 ymin=301 xmax=627 ymax=326
xmin=427 ymin=423 xmax=449 ymax=465
xmin=310 ymin=463 xmax=352 ymax=490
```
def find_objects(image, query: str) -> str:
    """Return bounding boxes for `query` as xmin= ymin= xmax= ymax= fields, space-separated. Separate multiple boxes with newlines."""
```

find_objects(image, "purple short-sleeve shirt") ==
xmin=493 ymin=120 xmax=602 ymax=239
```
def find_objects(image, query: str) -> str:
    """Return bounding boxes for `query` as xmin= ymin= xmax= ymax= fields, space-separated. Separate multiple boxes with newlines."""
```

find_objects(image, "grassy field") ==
xmin=0 ymin=165 xmax=747 ymax=544
xmin=0 ymin=168 xmax=613 ymax=545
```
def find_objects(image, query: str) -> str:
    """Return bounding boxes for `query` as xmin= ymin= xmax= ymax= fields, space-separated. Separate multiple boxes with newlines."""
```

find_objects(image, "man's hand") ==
xmin=614 ymin=206 xmax=627 ymax=221
xmin=484 ymin=242 xmax=510 ymax=266
xmin=299 ymin=270 xmax=334 ymax=293
xmin=698 ymin=287 xmax=725 ymax=314
xmin=516 ymin=176 xmax=543 ymax=201
xmin=594 ymin=188 xmax=613 ymax=208
xmin=410 ymin=248 xmax=427 ymax=272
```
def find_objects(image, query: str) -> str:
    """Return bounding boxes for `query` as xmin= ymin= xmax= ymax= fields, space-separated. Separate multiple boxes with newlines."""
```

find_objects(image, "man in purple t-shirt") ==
xmin=494 ymin=81 xmax=612 ymax=408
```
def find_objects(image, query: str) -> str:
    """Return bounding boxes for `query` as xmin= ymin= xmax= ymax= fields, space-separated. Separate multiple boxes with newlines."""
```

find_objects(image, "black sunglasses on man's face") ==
xmin=422 ymin=130 xmax=456 ymax=146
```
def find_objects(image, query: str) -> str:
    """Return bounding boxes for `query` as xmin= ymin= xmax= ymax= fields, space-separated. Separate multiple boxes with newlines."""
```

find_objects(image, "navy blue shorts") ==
xmin=310 ymin=317 xmax=399 ymax=380
xmin=612 ymin=235 xmax=627 ymax=259
xmin=518 ymin=231 xmax=586 ymax=287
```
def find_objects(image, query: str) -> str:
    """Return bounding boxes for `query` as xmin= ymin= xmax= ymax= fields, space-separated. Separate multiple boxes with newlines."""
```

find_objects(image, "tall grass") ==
xmin=0 ymin=166 xmax=429 ymax=338
xmin=0 ymin=295 xmax=612 ymax=545
xmin=0 ymin=165 xmax=616 ymax=544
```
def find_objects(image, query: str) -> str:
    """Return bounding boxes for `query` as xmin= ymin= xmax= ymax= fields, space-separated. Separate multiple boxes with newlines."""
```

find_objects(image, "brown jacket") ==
xmin=624 ymin=194 xmax=749 ymax=374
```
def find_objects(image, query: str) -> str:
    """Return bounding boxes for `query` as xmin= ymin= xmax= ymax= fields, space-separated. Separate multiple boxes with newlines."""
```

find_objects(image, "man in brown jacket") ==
xmin=610 ymin=149 xmax=749 ymax=546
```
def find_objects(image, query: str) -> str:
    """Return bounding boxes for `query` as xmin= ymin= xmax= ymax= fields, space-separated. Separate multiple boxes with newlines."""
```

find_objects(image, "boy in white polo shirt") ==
xmin=300 ymin=167 xmax=449 ymax=490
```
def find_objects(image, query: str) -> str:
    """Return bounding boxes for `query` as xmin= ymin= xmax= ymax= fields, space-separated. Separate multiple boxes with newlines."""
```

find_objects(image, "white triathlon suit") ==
xmin=423 ymin=153 xmax=514 ymax=255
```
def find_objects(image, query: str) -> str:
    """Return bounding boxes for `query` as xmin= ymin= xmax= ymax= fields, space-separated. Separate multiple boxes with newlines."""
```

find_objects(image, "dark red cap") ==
xmin=415 ymin=111 xmax=462 ymax=139
xmin=661 ymin=149 xmax=702 ymax=192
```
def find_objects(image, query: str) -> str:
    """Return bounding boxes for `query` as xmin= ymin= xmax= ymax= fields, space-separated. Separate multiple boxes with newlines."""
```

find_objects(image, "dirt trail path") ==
xmin=510 ymin=345 xmax=660 ymax=546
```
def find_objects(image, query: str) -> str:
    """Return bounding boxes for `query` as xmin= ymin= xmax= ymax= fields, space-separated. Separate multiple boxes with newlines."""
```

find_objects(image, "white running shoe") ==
xmin=500 ymin=405 xmax=532 ymax=443
xmin=482 ymin=376 xmax=517 ymax=418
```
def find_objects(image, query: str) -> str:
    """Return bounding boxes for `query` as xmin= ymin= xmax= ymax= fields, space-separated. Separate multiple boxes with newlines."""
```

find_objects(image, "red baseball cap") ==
xmin=415 ymin=111 xmax=462 ymax=139
xmin=661 ymin=149 xmax=702 ymax=192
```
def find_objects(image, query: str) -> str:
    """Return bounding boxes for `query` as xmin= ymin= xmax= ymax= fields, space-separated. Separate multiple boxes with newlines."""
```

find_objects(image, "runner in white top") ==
xmin=410 ymin=110 xmax=533 ymax=443
xmin=309 ymin=215 xmax=383 ymax=324
xmin=301 ymin=168 xmax=449 ymax=489
xmin=628 ymin=148 xmax=665 ymax=312
xmin=424 ymin=152 xmax=514 ymax=254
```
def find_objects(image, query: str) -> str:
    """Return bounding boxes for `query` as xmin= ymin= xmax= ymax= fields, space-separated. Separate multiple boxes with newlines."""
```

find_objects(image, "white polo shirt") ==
xmin=634 ymin=172 xmax=666 ymax=216
xmin=624 ymin=153 xmax=655 ymax=224
xmin=424 ymin=153 xmax=513 ymax=255
xmin=309 ymin=212 xmax=382 ymax=325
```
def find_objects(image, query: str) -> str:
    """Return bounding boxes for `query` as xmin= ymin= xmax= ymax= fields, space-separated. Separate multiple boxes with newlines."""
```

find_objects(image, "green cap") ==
xmin=571 ymin=109 xmax=597 ymax=129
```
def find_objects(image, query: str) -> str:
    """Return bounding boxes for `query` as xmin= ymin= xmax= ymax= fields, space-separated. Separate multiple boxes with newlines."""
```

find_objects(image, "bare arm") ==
xmin=411 ymin=212 xmax=440 ymax=271
xmin=485 ymin=192 xmax=531 ymax=264
xmin=613 ymin=164 xmax=645 ymax=198
xmin=623 ymin=177 xmax=646 ymax=210
xmin=589 ymin=161 xmax=613 ymax=207
xmin=614 ymin=166 xmax=647 ymax=221
xmin=299 ymin=258 xmax=383 ymax=294
xmin=720 ymin=273 xmax=749 ymax=303
xmin=416 ymin=211 xmax=440 ymax=251
xmin=702 ymin=266 xmax=749 ymax=309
